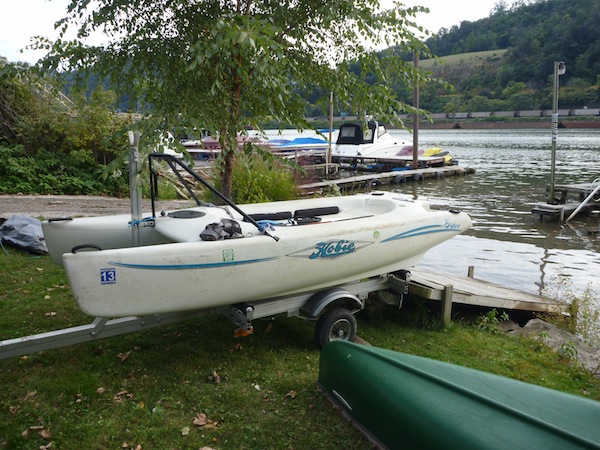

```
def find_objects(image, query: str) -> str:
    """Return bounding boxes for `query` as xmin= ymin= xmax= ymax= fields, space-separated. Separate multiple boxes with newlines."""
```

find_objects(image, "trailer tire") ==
xmin=314 ymin=307 xmax=357 ymax=349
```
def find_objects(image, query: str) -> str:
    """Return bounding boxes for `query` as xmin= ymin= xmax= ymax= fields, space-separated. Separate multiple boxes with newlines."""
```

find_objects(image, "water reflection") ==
xmin=387 ymin=128 xmax=600 ymax=299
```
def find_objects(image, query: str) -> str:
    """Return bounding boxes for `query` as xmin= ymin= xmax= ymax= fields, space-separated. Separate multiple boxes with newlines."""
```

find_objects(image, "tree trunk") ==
xmin=220 ymin=147 xmax=235 ymax=200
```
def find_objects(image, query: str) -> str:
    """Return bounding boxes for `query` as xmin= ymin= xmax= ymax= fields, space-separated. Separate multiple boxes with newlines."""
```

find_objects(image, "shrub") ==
xmin=211 ymin=151 xmax=299 ymax=204
xmin=0 ymin=145 xmax=128 ymax=196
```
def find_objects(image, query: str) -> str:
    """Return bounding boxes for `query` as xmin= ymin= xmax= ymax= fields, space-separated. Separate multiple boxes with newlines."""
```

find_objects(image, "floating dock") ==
xmin=299 ymin=165 xmax=475 ymax=192
xmin=532 ymin=182 xmax=600 ymax=222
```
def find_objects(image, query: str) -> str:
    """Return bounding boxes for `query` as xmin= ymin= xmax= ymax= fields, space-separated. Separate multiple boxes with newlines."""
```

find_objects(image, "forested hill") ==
xmin=397 ymin=0 xmax=600 ymax=113
xmin=427 ymin=0 xmax=599 ymax=86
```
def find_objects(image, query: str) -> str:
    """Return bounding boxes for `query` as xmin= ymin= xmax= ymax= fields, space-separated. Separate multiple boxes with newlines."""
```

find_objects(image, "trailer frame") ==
xmin=0 ymin=273 xmax=410 ymax=360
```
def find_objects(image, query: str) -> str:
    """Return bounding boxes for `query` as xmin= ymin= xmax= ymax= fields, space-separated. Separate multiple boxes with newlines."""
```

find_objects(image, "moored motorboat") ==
xmin=318 ymin=341 xmax=600 ymax=450
xmin=269 ymin=136 xmax=330 ymax=156
xmin=44 ymin=154 xmax=470 ymax=318
xmin=333 ymin=120 xmax=453 ymax=168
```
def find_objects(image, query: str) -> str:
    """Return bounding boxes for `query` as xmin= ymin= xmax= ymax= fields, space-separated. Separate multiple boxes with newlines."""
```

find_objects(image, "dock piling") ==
xmin=442 ymin=284 xmax=454 ymax=325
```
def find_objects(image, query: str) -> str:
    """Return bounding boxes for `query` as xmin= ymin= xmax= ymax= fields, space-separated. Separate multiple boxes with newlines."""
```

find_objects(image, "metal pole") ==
xmin=549 ymin=61 xmax=565 ymax=204
xmin=327 ymin=91 xmax=333 ymax=176
xmin=412 ymin=51 xmax=420 ymax=171
xmin=128 ymin=131 xmax=142 ymax=246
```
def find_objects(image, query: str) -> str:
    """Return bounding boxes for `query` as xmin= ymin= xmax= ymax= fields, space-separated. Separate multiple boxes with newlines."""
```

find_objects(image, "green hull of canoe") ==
xmin=317 ymin=341 xmax=600 ymax=450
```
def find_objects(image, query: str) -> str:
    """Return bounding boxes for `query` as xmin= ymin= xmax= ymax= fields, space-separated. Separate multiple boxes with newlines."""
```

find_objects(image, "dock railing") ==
xmin=566 ymin=178 xmax=600 ymax=222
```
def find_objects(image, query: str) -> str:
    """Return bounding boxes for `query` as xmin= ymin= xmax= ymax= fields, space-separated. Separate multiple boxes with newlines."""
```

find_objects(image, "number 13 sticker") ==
xmin=100 ymin=268 xmax=117 ymax=285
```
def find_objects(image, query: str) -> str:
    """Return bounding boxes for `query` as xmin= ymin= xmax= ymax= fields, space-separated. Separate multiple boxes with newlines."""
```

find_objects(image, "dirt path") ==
xmin=0 ymin=194 xmax=196 ymax=219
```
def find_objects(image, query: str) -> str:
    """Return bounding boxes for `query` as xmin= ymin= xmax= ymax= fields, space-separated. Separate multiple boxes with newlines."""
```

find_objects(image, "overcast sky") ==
xmin=1 ymin=0 xmax=514 ymax=64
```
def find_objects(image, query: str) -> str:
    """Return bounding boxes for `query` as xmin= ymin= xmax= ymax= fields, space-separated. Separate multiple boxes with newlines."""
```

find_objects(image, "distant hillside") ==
xmin=427 ymin=0 xmax=599 ymax=85
xmin=420 ymin=49 xmax=507 ymax=86
xmin=420 ymin=50 xmax=508 ymax=69
xmin=397 ymin=0 xmax=600 ymax=113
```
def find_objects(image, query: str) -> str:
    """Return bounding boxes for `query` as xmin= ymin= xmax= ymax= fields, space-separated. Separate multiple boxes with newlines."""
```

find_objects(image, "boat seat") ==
xmin=246 ymin=211 xmax=293 ymax=221
xmin=294 ymin=206 xmax=340 ymax=219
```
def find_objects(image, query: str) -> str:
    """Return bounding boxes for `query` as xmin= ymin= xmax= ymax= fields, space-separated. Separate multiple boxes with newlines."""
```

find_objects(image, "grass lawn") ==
xmin=1 ymin=247 xmax=599 ymax=449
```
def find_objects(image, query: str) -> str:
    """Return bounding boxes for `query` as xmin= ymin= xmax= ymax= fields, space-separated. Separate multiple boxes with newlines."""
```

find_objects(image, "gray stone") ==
xmin=508 ymin=319 xmax=600 ymax=377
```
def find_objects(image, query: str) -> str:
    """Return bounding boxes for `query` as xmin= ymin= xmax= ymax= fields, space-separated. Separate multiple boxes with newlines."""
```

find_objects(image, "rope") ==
xmin=128 ymin=217 xmax=156 ymax=227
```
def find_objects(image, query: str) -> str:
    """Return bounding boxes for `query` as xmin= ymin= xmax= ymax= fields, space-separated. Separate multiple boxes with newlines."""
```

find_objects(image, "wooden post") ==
xmin=442 ymin=284 xmax=453 ymax=325
xmin=467 ymin=266 xmax=475 ymax=278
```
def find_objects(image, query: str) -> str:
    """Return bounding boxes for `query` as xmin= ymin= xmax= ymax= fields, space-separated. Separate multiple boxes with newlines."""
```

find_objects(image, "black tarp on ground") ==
xmin=0 ymin=214 xmax=48 ymax=255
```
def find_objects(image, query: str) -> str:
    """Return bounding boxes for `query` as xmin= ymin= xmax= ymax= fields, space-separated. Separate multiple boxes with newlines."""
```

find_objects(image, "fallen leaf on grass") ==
xmin=44 ymin=311 xmax=56 ymax=317
xmin=210 ymin=370 xmax=221 ymax=384
xmin=193 ymin=412 xmax=208 ymax=427
xmin=286 ymin=390 xmax=297 ymax=399
xmin=229 ymin=343 xmax=242 ymax=352
xmin=113 ymin=390 xmax=133 ymax=403
xmin=96 ymin=387 xmax=106 ymax=394
xmin=193 ymin=413 xmax=219 ymax=429
xmin=21 ymin=391 xmax=37 ymax=402
xmin=181 ymin=426 xmax=190 ymax=436
xmin=117 ymin=351 xmax=131 ymax=363
xmin=21 ymin=426 xmax=51 ymax=440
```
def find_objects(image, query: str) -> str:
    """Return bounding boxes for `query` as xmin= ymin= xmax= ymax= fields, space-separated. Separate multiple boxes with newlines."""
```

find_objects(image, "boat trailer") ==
xmin=0 ymin=273 xmax=410 ymax=360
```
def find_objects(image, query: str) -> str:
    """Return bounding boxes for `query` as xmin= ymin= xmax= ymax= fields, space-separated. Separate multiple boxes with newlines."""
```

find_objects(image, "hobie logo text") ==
xmin=310 ymin=240 xmax=356 ymax=259
xmin=444 ymin=220 xmax=461 ymax=230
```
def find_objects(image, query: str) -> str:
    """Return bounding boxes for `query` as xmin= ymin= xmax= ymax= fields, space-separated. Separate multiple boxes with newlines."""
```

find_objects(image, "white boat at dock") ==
xmin=333 ymin=120 xmax=453 ymax=168
xmin=43 ymin=154 xmax=471 ymax=318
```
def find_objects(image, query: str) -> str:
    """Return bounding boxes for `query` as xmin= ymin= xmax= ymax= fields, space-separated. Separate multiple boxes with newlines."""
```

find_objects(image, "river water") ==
xmin=386 ymin=128 xmax=600 ymax=305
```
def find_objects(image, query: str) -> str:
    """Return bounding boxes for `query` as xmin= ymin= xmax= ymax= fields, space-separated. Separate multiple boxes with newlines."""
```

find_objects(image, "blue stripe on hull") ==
xmin=109 ymin=256 xmax=278 ymax=270
xmin=382 ymin=225 xmax=456 ymax=242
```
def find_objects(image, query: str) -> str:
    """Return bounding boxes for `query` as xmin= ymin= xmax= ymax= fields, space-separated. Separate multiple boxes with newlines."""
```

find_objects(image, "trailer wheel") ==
xmin=314 ymin=307 xmax=357 ymax=349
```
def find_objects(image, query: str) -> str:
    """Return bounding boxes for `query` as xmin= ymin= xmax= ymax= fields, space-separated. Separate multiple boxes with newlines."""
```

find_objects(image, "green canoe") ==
xmin=317 ymin=341 xmax=600 ymax=450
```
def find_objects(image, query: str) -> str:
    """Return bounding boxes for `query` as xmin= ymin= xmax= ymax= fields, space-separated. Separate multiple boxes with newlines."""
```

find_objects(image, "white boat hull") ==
xmin=56 ymin=192 xmax=471 ymax=317
xmin=42 ymin=214 xmax=172 ymax=266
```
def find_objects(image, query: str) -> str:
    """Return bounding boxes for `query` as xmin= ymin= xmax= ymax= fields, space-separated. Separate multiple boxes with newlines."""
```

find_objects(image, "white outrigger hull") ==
xmin=57 ymin=192 xmax=471 ymax=317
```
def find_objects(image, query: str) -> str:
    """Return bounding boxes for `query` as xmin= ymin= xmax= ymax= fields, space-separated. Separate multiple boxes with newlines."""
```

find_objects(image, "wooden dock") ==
xmin=407 ymin=268 xmax=569 ymax=314
xmin=299 ymin=165 xmax=475 ymax=191
xmin=532 ymin=182 xmax=600 ymax=222
xmin=531 ymin=202 xmax=581 ymax=222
